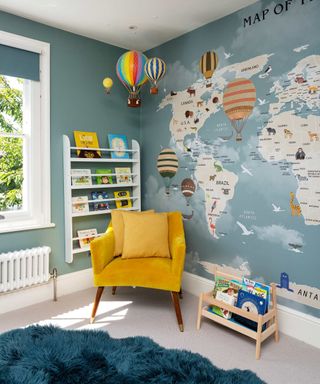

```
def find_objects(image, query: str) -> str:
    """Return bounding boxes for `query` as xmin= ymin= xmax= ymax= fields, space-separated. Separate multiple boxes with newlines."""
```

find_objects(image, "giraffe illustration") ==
xmin=289 ymin=192 xmax=301 ymax=216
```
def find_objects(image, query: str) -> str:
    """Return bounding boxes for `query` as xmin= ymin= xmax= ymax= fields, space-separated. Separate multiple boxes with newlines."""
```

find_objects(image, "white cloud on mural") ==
xmin=162 ymin=60 xmax=199 ymax=93
xmin=252 ymin=224 xmax=304 ymax=250
xmin=200 ymin=255 xmax=251 ymax=278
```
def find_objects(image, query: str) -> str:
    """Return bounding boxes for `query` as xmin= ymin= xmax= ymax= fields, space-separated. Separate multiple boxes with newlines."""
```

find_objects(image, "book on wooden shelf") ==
xmin=71 ymin=169 xmax=92 ymax=186
xmin=114 ymin=190 xmax=132 ymax=209
xmin=77 ymin=228 xmax=97 ymax=249
xmin=74 ymin=131 xmax=101 ymax=158
xmin=115 ymin=167 xmax=132 ymax=184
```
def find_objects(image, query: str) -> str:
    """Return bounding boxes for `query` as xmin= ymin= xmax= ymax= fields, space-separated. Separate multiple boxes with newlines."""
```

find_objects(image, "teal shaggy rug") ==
xmin=0 ymin=326 xmax=265 ymax=383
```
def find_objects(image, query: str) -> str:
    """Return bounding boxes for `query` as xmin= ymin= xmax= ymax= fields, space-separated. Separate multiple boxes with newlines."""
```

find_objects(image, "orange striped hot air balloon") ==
xmin=199 ymin=51 xmax=218 ymax=87
xmin=223 ymin=78 xmax=256 ymax=141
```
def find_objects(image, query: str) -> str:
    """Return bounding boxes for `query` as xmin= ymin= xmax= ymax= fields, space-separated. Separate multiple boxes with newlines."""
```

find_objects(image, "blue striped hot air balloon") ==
xmin=144 ymin=57 xmax=166 ymax=94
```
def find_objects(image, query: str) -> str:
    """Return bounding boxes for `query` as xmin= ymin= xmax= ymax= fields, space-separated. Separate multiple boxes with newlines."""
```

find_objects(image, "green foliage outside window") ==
xmin=0 ymin=75 xmax=23 ymax=211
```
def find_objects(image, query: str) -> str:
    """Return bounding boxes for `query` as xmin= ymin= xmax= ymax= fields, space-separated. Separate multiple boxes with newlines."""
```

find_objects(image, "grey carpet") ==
xmin=0 ymin=287 xmax=319 ymax=384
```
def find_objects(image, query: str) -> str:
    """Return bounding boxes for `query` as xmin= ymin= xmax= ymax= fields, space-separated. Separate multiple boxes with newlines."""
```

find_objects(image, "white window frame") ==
xmin=0 ymin=31 xmax=54 ymax=233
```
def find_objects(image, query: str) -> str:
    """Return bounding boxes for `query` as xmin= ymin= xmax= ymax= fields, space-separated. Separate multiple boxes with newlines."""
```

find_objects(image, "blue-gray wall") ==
xmin=0 ymin=11 xmax=140 ymax=275
xmin=141 ymin=0 xmax=320 ymax=317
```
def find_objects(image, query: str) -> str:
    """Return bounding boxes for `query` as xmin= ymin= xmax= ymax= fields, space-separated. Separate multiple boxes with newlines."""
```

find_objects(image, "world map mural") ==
xmin=142 ymin=0 xmax=319 ymax=317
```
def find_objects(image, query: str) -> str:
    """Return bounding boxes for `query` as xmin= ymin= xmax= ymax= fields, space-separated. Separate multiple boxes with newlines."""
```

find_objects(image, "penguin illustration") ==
xmin=259 ymin=65 xmax=272 ymax=79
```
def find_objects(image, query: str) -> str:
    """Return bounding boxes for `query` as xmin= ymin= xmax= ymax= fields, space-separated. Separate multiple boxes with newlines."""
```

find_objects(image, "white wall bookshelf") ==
xmin=63 ymin=135 xmax=141 ymax=263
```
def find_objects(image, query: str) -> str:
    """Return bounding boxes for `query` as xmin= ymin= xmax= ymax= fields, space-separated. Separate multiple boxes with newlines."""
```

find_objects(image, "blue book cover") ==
xmin=234 ymin=290 xmax=267 ymax=331
xmin=108 ymin=134 xmax=129 ymax=159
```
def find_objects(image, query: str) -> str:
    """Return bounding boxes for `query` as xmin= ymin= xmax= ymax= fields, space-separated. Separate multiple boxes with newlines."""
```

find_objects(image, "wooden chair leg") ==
xmin=179 ymin=288 xmax=183 ymax=299
xmin=112 ymin=286 xmax=117 ymax=295
xmin=90 ymin=287 xmax=104 ymax=324
xmin=171 ymin=291 xmax=184 ymax=332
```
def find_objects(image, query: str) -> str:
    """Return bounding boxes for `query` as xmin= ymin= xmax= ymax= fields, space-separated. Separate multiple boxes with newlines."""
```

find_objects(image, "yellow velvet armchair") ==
xmin=89 ymin=211 xmax=186 ymax=331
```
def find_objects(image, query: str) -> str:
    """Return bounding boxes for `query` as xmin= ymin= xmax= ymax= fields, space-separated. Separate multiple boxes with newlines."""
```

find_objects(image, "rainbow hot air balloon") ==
xmin=144 ymin=57 xmax=166 ymax=95
xmin=116 ymin=50 xmax=148 ymax=107
xmin=199 ymin=51 xmax=218 ymax=87
xmin=223 ymin=78 xmax=256 ymax=142
xmin=181 ymin=178 xmax=196 ymax=206
xmin=157 ymin=148 xmax=178 ymax=195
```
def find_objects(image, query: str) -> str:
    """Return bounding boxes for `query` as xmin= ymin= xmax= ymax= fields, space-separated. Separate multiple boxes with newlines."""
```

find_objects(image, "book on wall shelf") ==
xmin=96 ymin=168 xmax=113 ymax=185
xmin=108 ymin=134 xmax=129 ymax=159
xmin=91 ymin=191 xmax=110 ymax=211
xmin=74 ymin=131 xmax=101 ymax=158
xmin=71 ymin=169 xmax=92 ymax=186
xmin=114 ymin=190 xmax=132 ymax=209
xmin=77 ymin=228 xmax=98 ymax=249
xmin=72 ymin=196 xmax=89 ymax=214
xmin=115 ymin=167 xmax=132 ymax=184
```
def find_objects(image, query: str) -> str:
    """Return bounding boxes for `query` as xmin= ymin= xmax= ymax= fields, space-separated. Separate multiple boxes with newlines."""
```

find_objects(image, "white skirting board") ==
xmin=182 ymin=271 xmax=320 ymax=349
xmin=0 ymin=268 xmax=94 ymax=315
xmin=1 ymin=267 xmax=319 ymax=349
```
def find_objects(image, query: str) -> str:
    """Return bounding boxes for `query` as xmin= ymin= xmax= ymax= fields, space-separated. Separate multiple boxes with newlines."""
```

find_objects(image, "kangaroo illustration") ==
xmin=289 ymin=192 xmax=301 ymax=216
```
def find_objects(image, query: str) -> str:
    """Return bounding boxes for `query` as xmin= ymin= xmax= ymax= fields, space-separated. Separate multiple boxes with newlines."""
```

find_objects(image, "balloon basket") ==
xmin=128 ymin=97 xmax=141 ymax=108
xmin=150 ymin=87 xmax=158 ymax=95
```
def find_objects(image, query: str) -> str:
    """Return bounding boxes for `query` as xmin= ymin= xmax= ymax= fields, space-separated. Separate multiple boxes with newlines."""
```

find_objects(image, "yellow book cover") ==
xmin=114 ymin=190 xmax=132 ymax=209
xmin=74 ymin=131 xmax=101 ymax=158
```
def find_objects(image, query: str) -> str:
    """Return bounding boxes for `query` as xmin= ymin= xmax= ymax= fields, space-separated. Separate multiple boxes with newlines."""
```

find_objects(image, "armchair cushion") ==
xmin=122 ymin=212 xmax=170 ymax=259
xmin=112 ymin=209 xmax=154 ymax=256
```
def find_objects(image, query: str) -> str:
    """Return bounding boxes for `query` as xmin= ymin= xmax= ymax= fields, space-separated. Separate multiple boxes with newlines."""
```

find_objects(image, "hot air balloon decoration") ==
xmin=102 ymin=77 xmax=113 ymax=94
xmin=157 ymin=148 xmax=178 ymax=195
xmin=116 ymin=50 xmax=148 ymax=107
xmin=199 ymin=51 xmax=218 ymax=88
xmin=223 ymin=78 xmax=256 ymax=142
xmin=181 ymin=178 xmax=196 ymax=206
xmin=144 ymin=57 xmax=166 ymax=95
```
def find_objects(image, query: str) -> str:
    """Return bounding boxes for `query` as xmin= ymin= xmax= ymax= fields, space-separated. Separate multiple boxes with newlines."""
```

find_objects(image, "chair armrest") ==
xmin=171 ymin=235 xmax=186 ymax=278
xmin=168 ymin=212 xmax=186 ymax=279
xmin=90 ymin=227 xmax=115 ymax=275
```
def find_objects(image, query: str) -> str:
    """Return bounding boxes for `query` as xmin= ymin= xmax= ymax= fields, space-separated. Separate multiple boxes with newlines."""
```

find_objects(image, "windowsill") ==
xmin=0 ymin=222 xmax=56 ymax=234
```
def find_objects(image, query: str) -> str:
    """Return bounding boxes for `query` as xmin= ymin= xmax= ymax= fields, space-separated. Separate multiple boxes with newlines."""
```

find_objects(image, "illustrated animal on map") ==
xmin=296 ymin=174 xmax=308 ymax=181
xmin=212 ymin=97 xmax=219 ymax=104
xmin=194 ymin=118 xmax=199 ymax=124
xmin=190 ymin=127 xmax=197 ymax=131
xmin=211 ymin=200 xmax=217 ymax=212
xmin=185 ymin=110 xmax=194 ymax=118
xmin=308 ymin=85 xmax=318 ymax=94
xmin=295 ymin=147 xmax=306 ymax=160
xmin=214 ymin=161 xmax=223 ymax=173
xmin=197 ymin=100 xmax=204 ymax=107
xmin=289 ymin=192 xmax=301 ymax=217
xmin=208 ymin=217 xmax=216 ymax=235
xmin=209 ymin=175 xmax=216 ymax=182
xmin=277 ymin=272 xmax=294 ymax=292
xmin=258 ymin=65 xmax=272 ymax=79
xmin=266 ymin=127 xmax=276 ymax=135
xmin=173 ymin=118 xmax=178 ymax=125
xmin=183 ymin=144 xmax=192 ymax=152
xmin=295 ymin=76 xmax=307 ymax=84
xmin=205 ymin=108 xmax=210 ymax=112
xmin=170 ymin=91 xmax=177 ymax=96
xmin=308 ymin=131 xmax=319 ymax=141
xmin=284 ymin=128 xmax=293 ymax=139
xmin=222 ymin=188 xmax=230 ymax=195
xmin=187 ymin=87 xmax=196 ymax=97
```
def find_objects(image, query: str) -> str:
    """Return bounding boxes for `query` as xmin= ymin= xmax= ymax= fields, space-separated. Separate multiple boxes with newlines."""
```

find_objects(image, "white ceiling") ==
xmin=0 ymin=0 xmax=258 ymax=51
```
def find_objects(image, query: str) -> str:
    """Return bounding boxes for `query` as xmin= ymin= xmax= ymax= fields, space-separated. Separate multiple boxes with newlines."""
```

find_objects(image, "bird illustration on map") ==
xmin=272 ymin=203 xmax=285 ymax=212
xmin=241 ymin=164 xmax=253 ymax=176
xmin=293 ymin=44 xmax=309 ymax=53
xmin=224 ymin=52 xmax=233 ymax=59
xmin=237 ymin=221 xmax=254 ymax=236
xmin=258 ymin=98 xmax=267 ymax=105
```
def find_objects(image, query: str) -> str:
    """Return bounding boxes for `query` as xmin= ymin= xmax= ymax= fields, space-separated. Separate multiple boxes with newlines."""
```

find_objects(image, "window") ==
xmin=0 ymin=31 xmax=52 ymax=233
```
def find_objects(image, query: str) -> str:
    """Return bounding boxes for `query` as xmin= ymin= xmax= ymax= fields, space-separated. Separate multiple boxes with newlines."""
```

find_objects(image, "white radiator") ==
xmin=0 ymin=246 xmax=51 ymax=293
